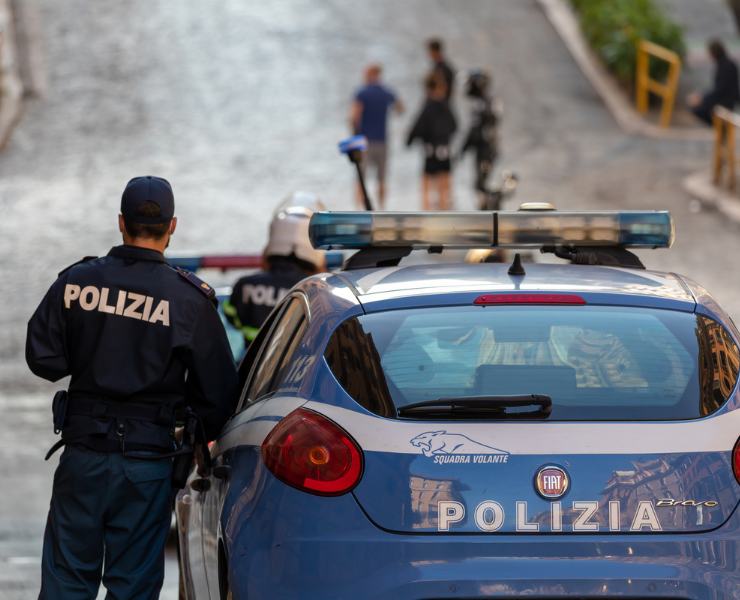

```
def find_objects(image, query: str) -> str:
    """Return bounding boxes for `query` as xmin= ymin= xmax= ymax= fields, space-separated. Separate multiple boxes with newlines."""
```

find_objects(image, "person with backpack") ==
xmin=407 ymin=73 xmax=457 ymax=210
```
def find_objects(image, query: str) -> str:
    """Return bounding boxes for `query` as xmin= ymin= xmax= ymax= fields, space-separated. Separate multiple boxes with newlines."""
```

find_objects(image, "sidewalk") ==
xmin=665 ymin=0 xmax=740 ymax=108
xmin=538 ymin=0 xmax=707 ymax=139
xmin=539 ymin=0 xmax=740 ymax=224
xmin=665 ymin=0 xmax=740 ymax=222
xmin=684 ymin=169 xmax=740 ymax=223
xmin=538 ymin=0 xmax=739 ymax=140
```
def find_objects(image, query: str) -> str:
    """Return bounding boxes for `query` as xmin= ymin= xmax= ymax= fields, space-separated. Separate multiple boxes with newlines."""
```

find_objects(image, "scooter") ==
xmin=466 ymin=171 xmax=522 ymax=264
xmin=478 ymin=170 xmax=519 ymax=211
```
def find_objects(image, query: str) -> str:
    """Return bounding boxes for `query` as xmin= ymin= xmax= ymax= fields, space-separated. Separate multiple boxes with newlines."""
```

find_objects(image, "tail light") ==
xmin=733 ymin=438 xmax=740 ymax=485
xmin=261 ymin=408 xmax=363 ymax=496
xmin=474 ymin=293 xmax=586 ymax=305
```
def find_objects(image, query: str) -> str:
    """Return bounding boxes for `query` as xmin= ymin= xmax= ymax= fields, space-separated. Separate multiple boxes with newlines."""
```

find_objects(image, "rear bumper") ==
xmin=231 ymin=537 xmax=739 ymax=600
xmin=226 ymin=484 xmax=740 ymax=600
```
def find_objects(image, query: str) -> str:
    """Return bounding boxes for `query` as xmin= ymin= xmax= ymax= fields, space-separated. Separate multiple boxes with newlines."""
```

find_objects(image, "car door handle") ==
xmin=213 ymin=465 xmax=231 ymax=481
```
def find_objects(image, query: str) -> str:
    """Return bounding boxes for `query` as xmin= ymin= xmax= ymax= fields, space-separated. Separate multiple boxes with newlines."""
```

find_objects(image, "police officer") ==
xmin=460 ymin=70 xmax=499 ymax=200
xmin=26 ymin=176 xmax=238 ymax=599
xmin=224 ymin=192 xmax=325 ymax=346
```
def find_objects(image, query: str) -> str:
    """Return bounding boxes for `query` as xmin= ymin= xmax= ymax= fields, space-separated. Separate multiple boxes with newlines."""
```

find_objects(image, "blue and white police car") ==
xmin=176 ymin=209 xmax=740 ymax=599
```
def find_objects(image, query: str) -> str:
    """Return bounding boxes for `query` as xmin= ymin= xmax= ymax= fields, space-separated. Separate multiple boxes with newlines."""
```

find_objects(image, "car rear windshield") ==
xmin=324 ymin=305 xmax=739 ymax=420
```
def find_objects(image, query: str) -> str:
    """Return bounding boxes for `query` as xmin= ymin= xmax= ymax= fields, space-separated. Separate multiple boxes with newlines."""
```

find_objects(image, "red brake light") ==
xmin=733 ymin=438 xmax=740 ymax=485
xmin=261 ymin=408 xmax=363 ymax=496
xmin=474 ymin=293 xmax=586 ymax=306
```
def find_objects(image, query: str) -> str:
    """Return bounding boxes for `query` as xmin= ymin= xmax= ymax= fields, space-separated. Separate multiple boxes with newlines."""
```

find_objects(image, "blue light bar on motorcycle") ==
xmin=308 ymin=211 xmax=674 ymax=249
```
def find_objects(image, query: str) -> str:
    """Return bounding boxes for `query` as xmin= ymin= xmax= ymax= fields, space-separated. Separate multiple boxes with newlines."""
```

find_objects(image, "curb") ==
xmin=683 ymin=170 xmax=740 ymax=224
xmin=538 ymin=0 xmax=712 ymax=142
xmin=0 ymin=0 xmax=24 ymax=150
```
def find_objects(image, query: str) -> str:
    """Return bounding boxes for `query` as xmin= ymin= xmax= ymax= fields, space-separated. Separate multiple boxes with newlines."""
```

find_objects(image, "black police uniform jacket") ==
xmin=224 ymin=258 xmax=309 ymax=345
xmin=26 ymin=245 xmax=238 ymax=442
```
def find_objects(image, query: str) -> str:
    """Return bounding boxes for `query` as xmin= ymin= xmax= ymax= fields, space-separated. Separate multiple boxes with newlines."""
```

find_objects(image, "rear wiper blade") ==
xmin=397 ymin=394 xmax=552 ymax=419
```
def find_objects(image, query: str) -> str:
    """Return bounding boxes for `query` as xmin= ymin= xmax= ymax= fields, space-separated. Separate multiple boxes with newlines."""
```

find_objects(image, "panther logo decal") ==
xmin=410 ymin=431 xmax=509 ymax=458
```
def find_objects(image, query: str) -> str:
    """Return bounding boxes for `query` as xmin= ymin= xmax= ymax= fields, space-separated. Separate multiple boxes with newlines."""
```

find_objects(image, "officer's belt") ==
xmin=45 ymin=394 xmax=181 ymax=460
xmin=67 ymin=394 xmax=177 ymax=426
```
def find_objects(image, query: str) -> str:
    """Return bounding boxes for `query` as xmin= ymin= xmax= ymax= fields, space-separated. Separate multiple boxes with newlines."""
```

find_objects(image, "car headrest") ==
xmin=474 ymin=364 xmax=577 ymax=397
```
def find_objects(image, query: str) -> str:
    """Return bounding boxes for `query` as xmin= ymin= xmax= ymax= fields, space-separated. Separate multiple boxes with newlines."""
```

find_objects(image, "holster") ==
xmin=52 ymin=390 xmax=68 ymax=434
xmin=170 ymin=409 xmax=208 ymax=489
xmin=171 ymin=452 xmax=193 ymax=490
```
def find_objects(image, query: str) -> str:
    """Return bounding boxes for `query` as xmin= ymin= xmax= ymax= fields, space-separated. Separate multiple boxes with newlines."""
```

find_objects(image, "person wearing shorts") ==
xmin=407 ymin=74 xmax=457 ymax=210
xmin=364 ymin=141 xmax=388 ymax=190
xmin=350 ymin=64 xmax=404 ymax=209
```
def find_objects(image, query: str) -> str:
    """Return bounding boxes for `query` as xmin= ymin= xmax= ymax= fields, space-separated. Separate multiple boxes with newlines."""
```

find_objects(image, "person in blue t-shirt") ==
xmin=350 ymin=64 xmax=404 ymax=208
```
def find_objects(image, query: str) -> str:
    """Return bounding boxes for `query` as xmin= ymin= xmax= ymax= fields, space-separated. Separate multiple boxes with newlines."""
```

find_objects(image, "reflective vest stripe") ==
xmin=222 ymin=300 xmax=259 ymax=342
xmin=242 ymin=325 xmax=260 ymax=342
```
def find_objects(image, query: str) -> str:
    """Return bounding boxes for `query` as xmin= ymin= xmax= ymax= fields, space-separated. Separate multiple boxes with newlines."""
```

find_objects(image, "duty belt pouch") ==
xmin=52 ymin=390 xmax=68 ymax=434
xmin=171 ymin=450 xmax=193 ymax=490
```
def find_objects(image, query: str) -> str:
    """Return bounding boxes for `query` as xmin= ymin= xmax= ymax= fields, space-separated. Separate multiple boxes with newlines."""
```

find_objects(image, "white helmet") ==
xmin=264 ymin=191 xmax=326 ymax=270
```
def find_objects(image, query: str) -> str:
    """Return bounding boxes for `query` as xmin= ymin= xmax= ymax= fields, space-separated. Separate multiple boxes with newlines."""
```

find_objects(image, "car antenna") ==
xmin=508 ymin=253 xmax=525 ymax=276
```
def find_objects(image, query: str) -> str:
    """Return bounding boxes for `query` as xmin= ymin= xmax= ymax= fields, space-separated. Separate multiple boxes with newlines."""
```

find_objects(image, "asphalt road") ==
xmin=1 ymin=1 xmax=739 ymax=598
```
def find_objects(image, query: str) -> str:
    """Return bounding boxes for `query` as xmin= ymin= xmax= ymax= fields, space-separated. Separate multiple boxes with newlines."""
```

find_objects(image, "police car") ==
xmin=176 ymin=209 xmax=740 ymax=599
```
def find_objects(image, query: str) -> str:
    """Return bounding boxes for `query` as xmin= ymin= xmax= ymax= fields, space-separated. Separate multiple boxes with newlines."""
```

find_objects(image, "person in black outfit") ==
xmin=224 ymin=192 xmax=325 ymax=349
xmin=428 ymin=38 xmax=455 ymax=102
xmin=407 ymin=74 xmax=457 ymax=210
xmin=460 ymin=69 xmax=500 ymax=201
xmin=26 ymin=176 xmax=238 ymax=599
xmin=688 ymin=39 xmax=740 ymax=125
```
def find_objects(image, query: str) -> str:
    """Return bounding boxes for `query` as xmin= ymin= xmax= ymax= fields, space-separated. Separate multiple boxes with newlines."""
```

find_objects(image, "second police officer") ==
xmin=26 ymin=176 xmax=238 ymax=599
xmin=460 ymin=69 xmax=500 ymax=205
xmin=224 ymin=192 xmax=326 ymax=347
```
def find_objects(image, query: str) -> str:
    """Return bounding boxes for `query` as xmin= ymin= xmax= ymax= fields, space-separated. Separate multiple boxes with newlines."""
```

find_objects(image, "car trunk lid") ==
xmin=310 ymin=406 xmax=740 ymax=534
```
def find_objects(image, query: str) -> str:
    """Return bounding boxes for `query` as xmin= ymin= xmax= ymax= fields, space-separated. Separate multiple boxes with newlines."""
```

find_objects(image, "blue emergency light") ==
xmin=308 ymin=211 xmax=674 ymax=250
xmin=338 ymin=135 xmax=368 ymax=155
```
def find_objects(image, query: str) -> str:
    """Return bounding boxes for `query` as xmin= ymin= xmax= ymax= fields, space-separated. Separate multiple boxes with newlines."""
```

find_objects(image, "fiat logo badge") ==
xmin=535 ymin=465 xmax=569 ymax=499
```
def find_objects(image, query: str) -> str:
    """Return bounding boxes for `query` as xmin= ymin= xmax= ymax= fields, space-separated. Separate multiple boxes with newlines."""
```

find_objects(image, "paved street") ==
xmin=1 ymin=0 xmax=740 ymax=598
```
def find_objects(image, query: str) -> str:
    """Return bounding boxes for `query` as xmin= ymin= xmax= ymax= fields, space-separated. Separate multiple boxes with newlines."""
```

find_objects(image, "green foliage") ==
xmin=571 ymin=0 xmax=685 ymax=85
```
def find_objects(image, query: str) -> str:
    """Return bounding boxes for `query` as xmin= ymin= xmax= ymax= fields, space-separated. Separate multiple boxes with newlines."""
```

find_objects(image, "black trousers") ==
xmin=40 ymin=446 xmax=173 ymax=599
xmin=692 ymin=103 xmax=713 ymax=126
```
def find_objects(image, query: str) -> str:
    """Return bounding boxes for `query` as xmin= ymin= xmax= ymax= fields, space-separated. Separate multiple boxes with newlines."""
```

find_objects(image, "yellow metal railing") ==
xmin=635 ymin=39 xmax=682 ymax=128
xmin=712 ymin=106 xmax=740 ymax=190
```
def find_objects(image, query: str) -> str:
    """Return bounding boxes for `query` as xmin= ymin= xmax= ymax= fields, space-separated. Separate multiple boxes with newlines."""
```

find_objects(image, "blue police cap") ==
xmin=121 ymin=176 xmax=175 ymax=224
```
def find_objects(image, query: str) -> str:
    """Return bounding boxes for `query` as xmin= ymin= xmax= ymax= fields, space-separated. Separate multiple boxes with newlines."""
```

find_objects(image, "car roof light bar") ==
xmin=308 ymin=211 xmax=674 ymax=250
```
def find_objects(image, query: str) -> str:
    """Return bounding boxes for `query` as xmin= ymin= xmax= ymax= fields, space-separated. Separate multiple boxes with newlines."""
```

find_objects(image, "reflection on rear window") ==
xmin=324 ymin=306 xmax=739 ymax=420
